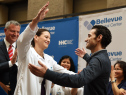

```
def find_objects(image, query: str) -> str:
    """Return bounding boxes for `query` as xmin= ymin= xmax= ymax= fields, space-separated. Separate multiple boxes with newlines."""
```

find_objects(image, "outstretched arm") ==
xmin=29 ymin=57 xmax=103 ymax=88
xmin=30 ymin=1 xmax=49 ymax=30
xmin=17 ymin=2 xmax=49 ymax=60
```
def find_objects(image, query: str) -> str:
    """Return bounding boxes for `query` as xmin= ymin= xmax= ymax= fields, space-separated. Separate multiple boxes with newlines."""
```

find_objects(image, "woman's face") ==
xmin=60 ymin=58 xmax=71 ymax=70
xmin=35 ymin=31 xmax=50 ymax=50
xmin=114 ymin=64 xmax=124 ymax=79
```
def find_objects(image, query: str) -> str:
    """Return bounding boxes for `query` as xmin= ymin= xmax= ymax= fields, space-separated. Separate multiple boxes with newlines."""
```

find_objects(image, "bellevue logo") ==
xmin=84 ymin=16 xmax=122 ymax=30
xmin=84 ymin=20 xmax=95 ymax=30
xmin=108 ymin=51 xmax=122 ymax=56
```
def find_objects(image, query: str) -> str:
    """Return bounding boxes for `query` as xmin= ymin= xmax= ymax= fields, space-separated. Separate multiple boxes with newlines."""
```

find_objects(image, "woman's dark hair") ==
xmin=58 ymin=55 xmax=75 ymax=72
xmin=31 ymin=29 xmax=50 ymax=47
xmin=114 ymin=60 xmax=126 ymax=80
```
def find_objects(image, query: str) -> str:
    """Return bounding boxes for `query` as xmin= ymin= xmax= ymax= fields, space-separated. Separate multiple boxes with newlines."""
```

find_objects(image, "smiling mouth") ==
xmin=63 ymin=66 xmax=68 ymax=68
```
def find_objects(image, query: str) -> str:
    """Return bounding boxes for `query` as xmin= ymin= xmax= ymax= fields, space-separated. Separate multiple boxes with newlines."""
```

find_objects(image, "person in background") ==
xmin=0 ymin=20 xmax=20 ymax=95
xmin=28 ymin=24 xmax=112 ymax=95
xmin=14 ymin=2 xmax=75 ymax=95
xmin=107 ymin=60 xmax=126 ymax=95
xmin=51 ymin=55 xmax=83 ymax=95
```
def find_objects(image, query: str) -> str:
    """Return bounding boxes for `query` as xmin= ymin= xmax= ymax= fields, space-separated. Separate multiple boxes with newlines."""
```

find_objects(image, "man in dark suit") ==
xmin=0 ymin=20 xmax=20 ymax=95
xmin=28 ymin=25 xmax=112 ymax=95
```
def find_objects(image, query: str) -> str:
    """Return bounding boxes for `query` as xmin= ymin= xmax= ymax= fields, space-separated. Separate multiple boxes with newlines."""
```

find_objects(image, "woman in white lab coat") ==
xmin=14 ymin=2 xmax=74 ymax=95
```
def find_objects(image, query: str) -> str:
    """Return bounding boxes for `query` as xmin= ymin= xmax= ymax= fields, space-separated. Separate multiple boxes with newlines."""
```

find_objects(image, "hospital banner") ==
xmin=0 ymin=27 xmax=5 ymax=41
xmin=0 ymin=17 xmax=79 ymax=72
xmin=78 ymin=8 xmax=126 ymax=70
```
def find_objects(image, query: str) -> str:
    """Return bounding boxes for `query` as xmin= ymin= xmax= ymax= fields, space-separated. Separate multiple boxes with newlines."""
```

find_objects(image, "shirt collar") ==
xmin=31 ymin=47 xmax=45 ymax=60
xmin=4 ymin=38 xmax=16 ymax=48
xmin=91 ymin=49 xmax=106 ymax=57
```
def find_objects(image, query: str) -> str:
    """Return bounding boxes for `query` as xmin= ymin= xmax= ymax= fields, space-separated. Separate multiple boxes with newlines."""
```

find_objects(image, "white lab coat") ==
xmin=51 ymin=84 xmax=84 ymax=95
xmin=14 ymin=24 xmax=75 ymax=95
xmin=51 ymin=84 xmax=71 ymax=95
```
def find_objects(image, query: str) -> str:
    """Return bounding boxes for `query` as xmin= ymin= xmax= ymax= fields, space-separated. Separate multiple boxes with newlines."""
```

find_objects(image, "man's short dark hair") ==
xmin=92 ymin=25 xmax=112 ymax=48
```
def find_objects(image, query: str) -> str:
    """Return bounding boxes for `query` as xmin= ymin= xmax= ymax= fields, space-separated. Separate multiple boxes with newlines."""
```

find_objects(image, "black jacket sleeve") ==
xmin=44 ymin=57 xmax=103 ymax=88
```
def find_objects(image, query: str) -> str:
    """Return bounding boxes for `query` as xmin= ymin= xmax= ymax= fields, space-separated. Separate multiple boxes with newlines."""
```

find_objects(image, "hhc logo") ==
xmin=59 ymin=40 xmax=73 ymax=45
xmin=84 ymin=20 xmax=95 ymax=30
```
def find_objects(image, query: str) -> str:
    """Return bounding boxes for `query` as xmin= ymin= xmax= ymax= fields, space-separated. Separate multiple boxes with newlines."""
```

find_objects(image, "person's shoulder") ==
xmin=0 ymin=40 xmax=4 ymax=46
xmin=94 ymin=50 xmax=109 ymax=60
xmin=122 ymin=80 xmax=126 ymax=84
xmin=44 ymin=53 xmax=54 ymax=59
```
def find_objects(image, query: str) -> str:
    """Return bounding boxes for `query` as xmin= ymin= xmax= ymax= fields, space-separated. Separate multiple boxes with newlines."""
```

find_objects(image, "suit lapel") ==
xmin=0 ymin=41 xmax=9 ymax=60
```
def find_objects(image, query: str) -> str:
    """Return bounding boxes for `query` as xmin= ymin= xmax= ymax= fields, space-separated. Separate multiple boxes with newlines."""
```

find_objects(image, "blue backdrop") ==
xmin=0 ymin=16 xmax=79 ymax=72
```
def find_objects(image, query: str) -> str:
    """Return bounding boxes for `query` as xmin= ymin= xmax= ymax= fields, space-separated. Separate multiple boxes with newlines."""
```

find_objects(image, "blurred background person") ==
xmin=0 ymin=20 xmax=19 ymax=95
xmin=51 ymin=55 xmax=83 ymax=95
xmin=107 ymin=60 xmax=126 ymax=95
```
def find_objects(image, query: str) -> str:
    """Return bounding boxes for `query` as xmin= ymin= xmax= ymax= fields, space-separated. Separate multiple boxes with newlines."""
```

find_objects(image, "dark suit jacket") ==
xmin=44 ymin=50 xmax=111 ymax=95
xmin=0 ymin=40 xmax=17 ymax=95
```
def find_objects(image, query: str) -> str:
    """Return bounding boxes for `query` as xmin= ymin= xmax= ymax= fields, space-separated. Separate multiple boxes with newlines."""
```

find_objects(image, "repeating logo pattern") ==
xmin=84 ymin=20 xmax=95 ymax=30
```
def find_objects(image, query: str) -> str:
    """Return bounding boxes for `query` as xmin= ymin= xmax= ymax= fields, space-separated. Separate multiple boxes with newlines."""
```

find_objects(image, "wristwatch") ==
xmin=111 ymin=80 xmax=116 ymax=83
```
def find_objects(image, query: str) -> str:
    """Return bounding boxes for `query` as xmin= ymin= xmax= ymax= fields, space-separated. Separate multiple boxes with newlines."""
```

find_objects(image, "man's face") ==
xmin=4 ymin=24 xmax=20 ymax=44
xmin=85 ymin=29 xmax=98 ymax=50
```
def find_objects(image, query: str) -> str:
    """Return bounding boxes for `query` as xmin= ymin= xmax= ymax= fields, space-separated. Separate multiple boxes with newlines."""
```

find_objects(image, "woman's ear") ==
xmin=34 ymin=35 xmax=38 ymax=41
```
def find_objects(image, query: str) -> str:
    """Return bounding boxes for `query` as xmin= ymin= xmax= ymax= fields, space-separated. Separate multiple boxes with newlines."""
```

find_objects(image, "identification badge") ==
xmin=56 ymin=92 xmax=61 ymax=95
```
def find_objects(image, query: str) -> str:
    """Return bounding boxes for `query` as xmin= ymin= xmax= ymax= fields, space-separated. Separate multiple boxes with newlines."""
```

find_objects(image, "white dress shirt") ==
xmin=4 ymin=38 xmax=17 ymax=67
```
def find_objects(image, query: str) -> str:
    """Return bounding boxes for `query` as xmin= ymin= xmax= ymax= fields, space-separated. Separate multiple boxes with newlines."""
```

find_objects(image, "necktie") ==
xmin=41 ymin=79 xmax=46 ymax=95
xmin=8 ymin=45 xmax=13 ymax=60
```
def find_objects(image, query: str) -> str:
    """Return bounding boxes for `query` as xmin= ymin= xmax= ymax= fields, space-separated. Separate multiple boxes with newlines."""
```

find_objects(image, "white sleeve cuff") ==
xmin=9 ymin=61 xmax=13 ymax=67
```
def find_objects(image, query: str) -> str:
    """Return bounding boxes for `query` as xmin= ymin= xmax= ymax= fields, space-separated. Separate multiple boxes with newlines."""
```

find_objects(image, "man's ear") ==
xmin=4 ymin=28 xmax=7 ymax=33
xmin=97 ymin=34 xmax=103 ymax=42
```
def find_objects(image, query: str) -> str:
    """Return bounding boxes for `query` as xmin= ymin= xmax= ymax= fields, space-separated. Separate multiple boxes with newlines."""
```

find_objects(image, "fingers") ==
xmin=28 ymin=63 xmax=40 ymax=76
xmin=38 ymin=61 xmax=44 ymax=67
xmin=11 ymin=49 xmax=18 ymax=64
xmin=75 ymin=48 xmax=83 ymax=54
xmin=75 ymin=48 xmax=83 ymax=52
xmin=38 ymin=2 xmax=49 ymax=15
xmin=82 ymin=47 xmax=84 ymax=51
xmin=40 ymin=1 xmax=49 ymax=12
xmin=28 ymin=63 xmax=46 ymax=77
xmin=111 ymin=65 xmax=114 ymax=71
xmin=44 ymin=8 xmax=49 ymax=15
xmin=78 ymin=70 xmax=82 ymax=74
xmin=75 ymin=48 xmax=82 ymax=54
xmin=38 ymin=61 xmax=48 ymax=70
xmin=13 ymin=48 xmax=17 ymax=57
xmin=28 ymin=63 xmax=39 ymax=71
